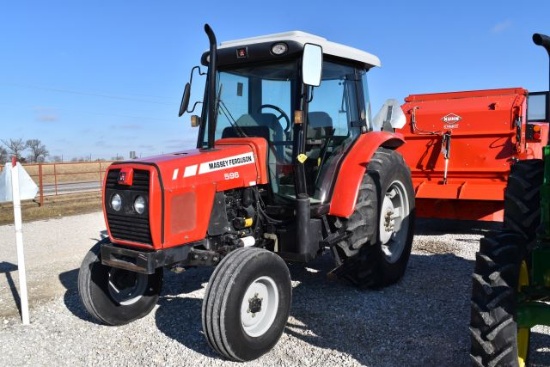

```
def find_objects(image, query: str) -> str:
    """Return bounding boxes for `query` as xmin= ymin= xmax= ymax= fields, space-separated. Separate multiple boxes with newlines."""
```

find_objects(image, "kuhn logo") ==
xmin=442 ymin=113 xmax=461 ymax=129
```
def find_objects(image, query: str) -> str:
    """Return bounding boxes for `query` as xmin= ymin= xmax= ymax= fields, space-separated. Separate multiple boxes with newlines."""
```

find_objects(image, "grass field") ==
xmin=0 ymin=162 xmax=111 ymax=225
xmin=22 ymin=161 xmax=113 ymax=185
xmin=0 ymin=190 xmax=102 ymax=226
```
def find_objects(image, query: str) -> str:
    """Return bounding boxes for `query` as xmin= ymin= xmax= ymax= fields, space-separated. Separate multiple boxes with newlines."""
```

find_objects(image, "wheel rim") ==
xmin=240 ymin=276 xmax=279 ymax=337
xmin=517 ymin=260 xmax=530 ymax=367
xmin=379 ymin=180 xmax=410 ymax=263
xmin=108 ymin=268 xmax=148 ymax=306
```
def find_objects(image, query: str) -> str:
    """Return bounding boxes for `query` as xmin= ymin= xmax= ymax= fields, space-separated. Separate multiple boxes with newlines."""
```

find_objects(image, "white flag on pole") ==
xmin=0 ymin=163 xmax=38 ymax=203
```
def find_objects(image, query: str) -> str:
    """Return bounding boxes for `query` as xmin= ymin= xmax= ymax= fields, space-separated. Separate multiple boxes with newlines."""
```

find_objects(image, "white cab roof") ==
xmin=219 ymin=31 xmax=381 ymax=68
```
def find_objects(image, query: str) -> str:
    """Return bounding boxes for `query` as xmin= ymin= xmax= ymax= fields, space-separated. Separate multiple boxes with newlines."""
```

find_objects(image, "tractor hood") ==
xmin=134 ymin=137 xmax=269 ymax=192
xmin=103 ymin=137 xmax=268 ymax=250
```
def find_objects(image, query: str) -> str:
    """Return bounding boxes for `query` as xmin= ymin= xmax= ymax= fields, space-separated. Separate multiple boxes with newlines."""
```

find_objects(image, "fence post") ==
xmin=38 ymin=163 xmax=44 ymax=206
xmin=53 ymin=163 xmax=58 ymax=196
xmin=98 ymin=161 xmax=102 ymax=188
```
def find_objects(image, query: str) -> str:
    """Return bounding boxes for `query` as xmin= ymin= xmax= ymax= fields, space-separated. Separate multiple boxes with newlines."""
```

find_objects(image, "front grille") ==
xmin=105 ymin=168 xmax=153 ymax=246
xmin=107 ymin=213 xmax=152 ymax=244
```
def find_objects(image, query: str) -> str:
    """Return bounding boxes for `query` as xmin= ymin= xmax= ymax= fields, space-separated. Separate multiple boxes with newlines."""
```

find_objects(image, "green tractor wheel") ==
xmin=470 ymin=159 xmax=543 ymax=366
xmin=503 ymin=159 xmax=544 ymax=241
xmin=470 ymin=233 xmax=529 ymax=367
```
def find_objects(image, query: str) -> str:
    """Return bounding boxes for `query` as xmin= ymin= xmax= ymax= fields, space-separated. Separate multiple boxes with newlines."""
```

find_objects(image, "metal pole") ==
xmin=38 ymin=163 xmax=43 ymax=206
xmin=54 ymin=163 xmax=58 ymax=196
xmin=11 ymin=157 xmax=30 ymax=325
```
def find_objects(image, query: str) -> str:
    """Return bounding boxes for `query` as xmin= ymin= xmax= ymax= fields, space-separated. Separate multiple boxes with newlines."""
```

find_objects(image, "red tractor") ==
xmin=78 ymin=24 xmax=415 ymax=361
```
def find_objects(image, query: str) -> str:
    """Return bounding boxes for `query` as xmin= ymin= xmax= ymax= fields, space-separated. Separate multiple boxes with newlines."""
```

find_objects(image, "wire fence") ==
xmin=22 ymin=161 xmax=113 ymax=205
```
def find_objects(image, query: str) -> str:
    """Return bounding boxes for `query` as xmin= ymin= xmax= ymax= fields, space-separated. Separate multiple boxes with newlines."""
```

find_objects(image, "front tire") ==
xmin=470 ymin=232 xmax=529 ymax=367
xmin=78 ymin=239 xmax=163 ymax=325
xmin=202 ymin=247 xmax=291 ymax=362
xmin=335 ymin=147 xmax=415 ymax=288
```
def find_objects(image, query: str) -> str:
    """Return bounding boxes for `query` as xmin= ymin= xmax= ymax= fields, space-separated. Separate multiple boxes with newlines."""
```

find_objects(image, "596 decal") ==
xmin=224 ymin=172 xmax=240 ymax=180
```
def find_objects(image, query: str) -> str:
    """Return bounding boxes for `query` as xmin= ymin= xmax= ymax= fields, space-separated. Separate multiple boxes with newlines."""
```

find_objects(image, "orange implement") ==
xmin=397 ymin=87 xmax=548 ymax=221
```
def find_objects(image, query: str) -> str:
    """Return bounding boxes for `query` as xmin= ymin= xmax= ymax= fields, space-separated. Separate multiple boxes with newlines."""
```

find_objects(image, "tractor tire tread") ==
xmin=469 ymin=232 xmax=523 ymax=366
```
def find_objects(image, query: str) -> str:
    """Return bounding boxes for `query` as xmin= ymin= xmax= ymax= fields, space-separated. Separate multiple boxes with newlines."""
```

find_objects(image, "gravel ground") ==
xmin=1 ymin=213 xmax=550 ymax=366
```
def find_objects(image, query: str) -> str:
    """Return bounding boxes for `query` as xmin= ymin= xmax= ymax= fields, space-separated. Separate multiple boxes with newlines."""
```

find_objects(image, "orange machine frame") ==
xmin=397 ymin=88 xmax=548 ymax=221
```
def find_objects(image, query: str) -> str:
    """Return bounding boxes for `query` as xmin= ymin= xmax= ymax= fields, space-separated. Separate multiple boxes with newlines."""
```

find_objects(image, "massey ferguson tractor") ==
xmin=470 ymin=33 xmax=550 ymax=366
xmin=77 ymin=24 xmax=415 ymax=361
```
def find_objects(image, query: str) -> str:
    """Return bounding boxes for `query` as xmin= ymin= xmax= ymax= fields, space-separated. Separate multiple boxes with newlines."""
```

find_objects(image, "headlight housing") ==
xmin=133 ymin=195 xmax=146 ymax=215
xmin=111 ymin=193 xmax=122 ymax=211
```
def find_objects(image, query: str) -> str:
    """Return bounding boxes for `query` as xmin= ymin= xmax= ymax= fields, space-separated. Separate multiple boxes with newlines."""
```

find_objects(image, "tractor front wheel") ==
xmin=202 ymin=247 xmax=291 ymax=362
xmin=78 ymin=239 xmax=163 ymax=325
xmin=470 ymin=232 xmax=530 ymax=367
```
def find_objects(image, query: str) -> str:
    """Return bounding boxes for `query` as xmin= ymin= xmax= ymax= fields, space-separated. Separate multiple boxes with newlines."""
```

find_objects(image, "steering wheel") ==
xmin=259 ymin=104 xmax=291 ymax=132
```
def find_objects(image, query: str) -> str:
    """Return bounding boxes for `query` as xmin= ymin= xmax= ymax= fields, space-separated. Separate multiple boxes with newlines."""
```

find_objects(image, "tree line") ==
xmin=0 ymin=138 xmax=49 ymax=164
xmin=0 ymin=139 xmax=126 ymax=164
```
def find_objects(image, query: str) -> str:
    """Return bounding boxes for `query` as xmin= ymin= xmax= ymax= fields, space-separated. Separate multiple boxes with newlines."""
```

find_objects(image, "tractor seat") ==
xmin=222 ymin=113 xmax=285 ymax=194
xmin=306 ymin=112 xmax=333 ymax=160
xmin=307 ymin=112 xmax=333 ymax=143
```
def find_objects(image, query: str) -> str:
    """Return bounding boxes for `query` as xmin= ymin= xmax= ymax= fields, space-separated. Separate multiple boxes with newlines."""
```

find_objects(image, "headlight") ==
xmin=134 ymin=195 xmax=146 ymax=214
xmin=111 ymin=193 xmax=122 ymax=211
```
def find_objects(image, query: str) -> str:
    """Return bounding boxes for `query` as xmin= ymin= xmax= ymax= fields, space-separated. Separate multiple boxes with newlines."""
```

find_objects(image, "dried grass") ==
xmin=0 ymin=192 xmax=102 ymax=226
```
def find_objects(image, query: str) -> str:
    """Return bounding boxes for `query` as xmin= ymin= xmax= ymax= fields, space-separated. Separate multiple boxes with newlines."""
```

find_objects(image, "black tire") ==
xmin=470 ymin=232 xmax=530 ymax=367
xmin=202 ymin=247 xmax=291 ymax=362
xmin=78 ymin=239 xmax=163 ymax=325
xmin=335 ymin=147 xmax=415 ymax=288
xmin=503 ymin=159 xmax=544 ymax=241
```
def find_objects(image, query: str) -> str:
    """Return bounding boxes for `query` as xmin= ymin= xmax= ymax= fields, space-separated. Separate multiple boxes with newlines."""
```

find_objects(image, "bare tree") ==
xmin=0 ymin=146 xmax=7 ymax=164
xmin=1 ymin=138 xmax=27 ymax=161
xmin=26 ymin=139 xmax=49 ymax=163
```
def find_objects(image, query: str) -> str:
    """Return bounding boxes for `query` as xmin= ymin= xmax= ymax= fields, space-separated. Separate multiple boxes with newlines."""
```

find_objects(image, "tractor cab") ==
xmin=180 ymin=28 xmax=386 ymax=209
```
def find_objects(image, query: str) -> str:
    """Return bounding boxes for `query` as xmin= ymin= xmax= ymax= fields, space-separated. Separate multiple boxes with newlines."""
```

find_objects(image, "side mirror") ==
xmin=178 ymin=66 xmax=206 ymax=117
xmin=178 ymin=83 xmax=191 ymax=117
xmin=302 ymin=43 xmax=323 ymax=87
xmin=372 ymin=99 xmax=406 ymax=132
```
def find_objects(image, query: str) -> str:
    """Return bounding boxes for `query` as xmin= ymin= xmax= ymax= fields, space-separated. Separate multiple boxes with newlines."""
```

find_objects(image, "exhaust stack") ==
xmin=533 ymin=33 xmax=550 ymax=92
xmin=205 ymin=24 xmax=218 ymax=150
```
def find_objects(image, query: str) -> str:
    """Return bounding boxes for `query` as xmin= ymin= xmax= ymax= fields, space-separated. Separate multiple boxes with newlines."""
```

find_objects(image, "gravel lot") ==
xmin=1 ymin=213 xmax=549 ymax=366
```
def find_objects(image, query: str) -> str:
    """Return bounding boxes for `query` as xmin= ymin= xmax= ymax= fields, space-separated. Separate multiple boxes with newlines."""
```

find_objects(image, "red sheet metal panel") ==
xmin=397 ymin=87 xmax=532 ymax=221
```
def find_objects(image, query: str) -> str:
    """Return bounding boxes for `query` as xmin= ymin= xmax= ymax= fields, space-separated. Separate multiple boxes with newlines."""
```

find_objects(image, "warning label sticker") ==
xmin=198 ymin=152 xmax=255 ymax=174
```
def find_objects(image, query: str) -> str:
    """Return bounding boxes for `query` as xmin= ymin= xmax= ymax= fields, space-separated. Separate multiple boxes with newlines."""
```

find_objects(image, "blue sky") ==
xmin=2 ymin=1 xmax=550 ymax=161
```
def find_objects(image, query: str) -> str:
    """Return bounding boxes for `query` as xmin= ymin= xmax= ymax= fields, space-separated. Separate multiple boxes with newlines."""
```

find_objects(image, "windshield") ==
xmin=199 ymin=59 xmax=371 ymax=201
xmin=200 ymin=61 xmax=296 ymax=149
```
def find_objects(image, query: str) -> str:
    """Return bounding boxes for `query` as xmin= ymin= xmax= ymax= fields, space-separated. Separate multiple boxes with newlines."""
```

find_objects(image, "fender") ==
xmin=329 ymin=131 xmax=405 ymax=218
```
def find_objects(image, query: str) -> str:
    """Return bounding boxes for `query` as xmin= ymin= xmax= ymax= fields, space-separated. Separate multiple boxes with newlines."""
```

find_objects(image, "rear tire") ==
xmin=503 ymin=159 xmax=543 ymax=241
xmin=335 ymin=148 xmax=415 ymax=288
xmin=470 ymin=232 xmax=529 ymax=367
xmin=78 ymin=239 xmax=163 ymax=325
xmin=469 ymin=159 xmax=543 ymax=365
xmin=202 ymin=247 xmax=291 ymax=362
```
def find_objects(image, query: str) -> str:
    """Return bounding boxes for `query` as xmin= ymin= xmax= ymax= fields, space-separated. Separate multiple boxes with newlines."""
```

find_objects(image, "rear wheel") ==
xmin=470 ymin=159 xmax=543 ymax=365
xmin=334 ymin=147 xmax=415 ymax=288
xmin=78 ymin=239 xmax=163 ymax=325
xmin=470 ymin=233 xmax=529 ymax=367
xmin=202 ymin=247 xmax=291 ymax=361
xmin=503 ymin=159 xmax=543 ymax=241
